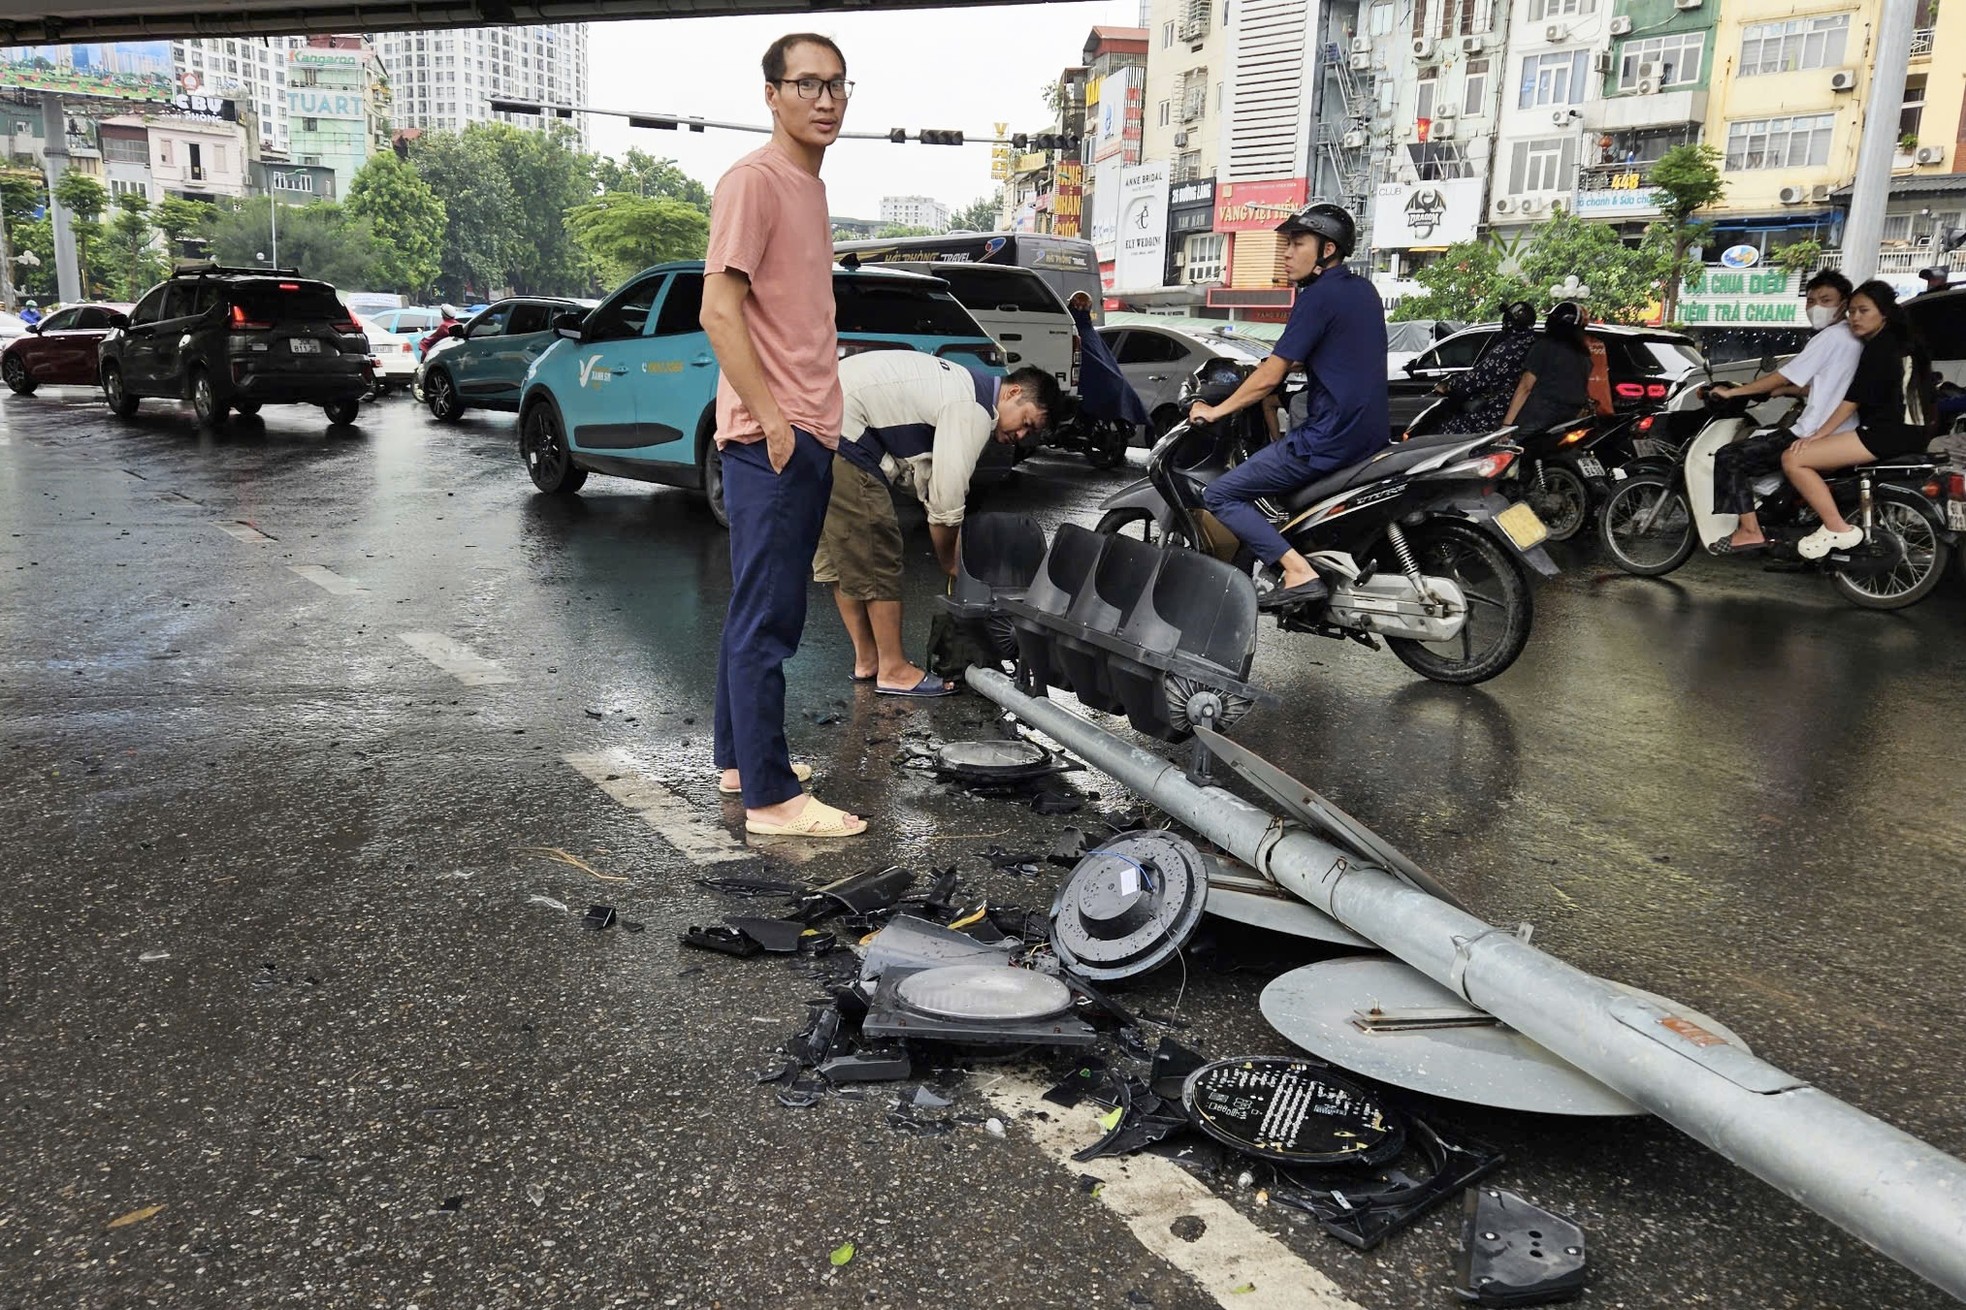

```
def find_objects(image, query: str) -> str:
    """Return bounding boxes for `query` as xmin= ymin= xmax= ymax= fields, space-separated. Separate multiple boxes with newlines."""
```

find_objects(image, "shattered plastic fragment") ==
xmin=984 ymin=1117 xmax=1006 ymax=1138
xmin=681 ymin=925 xmax=762 ymax=958
xmin=581 ymin=905 xmax=617 ymax=931
xmin=526 ymin=1183 xmax=547 ymax=1207
xmin=137 ymin=950 xmax=170 ymax=962
xmin=724 ymin=915 xmax=806 ymax=952
xmin=830 ymin=1241 xmax=857 ymax=1267
xmin=912 ymin=1086 xmax=954 ymax=1110
xmin=1452 ymin=1187 xmax=1588 ymax=1306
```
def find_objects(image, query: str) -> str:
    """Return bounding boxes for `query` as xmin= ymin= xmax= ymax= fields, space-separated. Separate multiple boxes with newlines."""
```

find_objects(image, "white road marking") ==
xmin=982 ymin=1076 xmax=1366 ymax=1310
xmin=564 ymin=749 xmax=753 ymax=866
xmin=288 ymin=564 xmax=368 ymax=595
xmin=213 ymin=520 xmax=275 ymax=543
xmin=397 ymin=632 xmax=516 ymax=687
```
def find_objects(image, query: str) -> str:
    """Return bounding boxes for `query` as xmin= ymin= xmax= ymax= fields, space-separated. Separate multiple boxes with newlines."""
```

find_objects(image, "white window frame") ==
xmin=1184 ymin=232 xmax=1226 ymax=283
xmin=1738 ymin=14 xmax=1851 ymax=77
xmin=1464 ymin=57 xmax=1490 ymax=115
xmin=1519 ymin=50 xmax=1589 ymax=108
xmin=1158 ymin=99 xmax=1171 ymax=127
xmin=1529 ymin=0 xmax=1596 ymax=19
xmin=1618 ymin=32 xmax=1705 ymax=89
xmin=1722 ymin=113 xmax=1836 ymax=170
xmin=1163 ymin=20 xmax=1176 ymax=47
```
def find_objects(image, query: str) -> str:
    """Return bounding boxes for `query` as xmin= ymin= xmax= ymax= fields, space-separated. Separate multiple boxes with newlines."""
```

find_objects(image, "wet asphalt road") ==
xmin=2 ymin=385 xmax=1964 ymax=1310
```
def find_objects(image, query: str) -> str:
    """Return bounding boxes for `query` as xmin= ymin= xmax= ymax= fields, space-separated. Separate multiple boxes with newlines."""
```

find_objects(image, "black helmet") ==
xmin=1546 ymin=300 xmax=1584 ymax=332
xmin=1500 ymin=300 xmax=1536 ymax=331
xmin=1276 ymin=203 xmax=1357 ymax=259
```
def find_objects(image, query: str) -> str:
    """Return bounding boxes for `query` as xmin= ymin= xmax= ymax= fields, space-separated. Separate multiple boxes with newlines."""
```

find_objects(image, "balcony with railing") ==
xmin=1819 ymin=245 xmax=1966 ymax=275
xmin=1911 ymin=27 xmax=1935 ymax=58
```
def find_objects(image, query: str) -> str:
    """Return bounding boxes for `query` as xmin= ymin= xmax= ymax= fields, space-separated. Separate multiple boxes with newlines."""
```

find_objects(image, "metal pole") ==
xmin=40 ymin=94 xmax=79 ymax=303
xmin=966 ymin=666 xmax=1966 ymax=1301
xmin=270 ymin=195 xmax=278 ymax=270
xmin=1841 ymin=0 xmax=1921 ymax=284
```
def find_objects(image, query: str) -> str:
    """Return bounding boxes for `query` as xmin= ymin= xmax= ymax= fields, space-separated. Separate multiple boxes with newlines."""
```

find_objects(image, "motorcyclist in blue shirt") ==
xmin=19 ymin=299 xmax=40 ymax=327
xmin=1188 ymin=203 xmax=1388 ymax=609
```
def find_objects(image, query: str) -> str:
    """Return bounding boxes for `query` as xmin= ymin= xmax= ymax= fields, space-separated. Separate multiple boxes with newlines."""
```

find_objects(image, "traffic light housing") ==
xmin=919 ymin=129 xmax=965 ymax=146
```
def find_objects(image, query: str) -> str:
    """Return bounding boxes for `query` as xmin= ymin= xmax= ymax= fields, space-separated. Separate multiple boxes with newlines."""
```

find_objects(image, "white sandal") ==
xmin=1797 ymin=525 xmax=1862 ymax=560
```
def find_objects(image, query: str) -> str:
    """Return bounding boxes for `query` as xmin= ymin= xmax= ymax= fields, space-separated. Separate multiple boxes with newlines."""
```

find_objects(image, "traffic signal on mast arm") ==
xmin=918 ymin=129 xmax=965 ymax=145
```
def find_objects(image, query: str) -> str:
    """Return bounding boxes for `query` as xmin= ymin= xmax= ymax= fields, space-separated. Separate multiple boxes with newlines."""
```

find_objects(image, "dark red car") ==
xmin=2 ymin=302 xmax=133 ymax=394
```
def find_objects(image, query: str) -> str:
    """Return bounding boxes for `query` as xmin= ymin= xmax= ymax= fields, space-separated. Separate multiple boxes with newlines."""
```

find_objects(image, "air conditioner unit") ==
xmin=1522 ymin=197 xmax=1545 ymax=214
xmin=1609 ymin=16 xmax=1633 ymax=35
xmin=1552 ymin=108 xmax=1577 ymax=126
xmin=1829 ymin=68 xmax=1857 ymax=92
xmin=1174 ymin=249 xmax=1188 ymax=265
xmin=1810 ymin=184 xmax=1833 ymax=202
xmin=1342 ymin=129 xmax=1368 ymax=148
xmin=1778 ymin=185 xmax=1806 ymax=205
xmin=1637 ymin=77 xmax=1659 ymax=94
xmin=1545 ymin=23 xmax=1569 ymax=41
xmin=1673 ymin=0 xmax=1703 ymax=10
xmin=1173 ymin=131 xmax=1189 ymax=147
xmin=1461 ymin=35 xmax=1485 ymax=53
xmin=1349 ymin=51 xmax=1373 ymax=70
xmin=1413 ymin=38 xmax=1435 ymax=58
xmin=1432 ymin=121 xmax=1456 ymax=139
xmin=1916 ymin=145 xmax=1946 ymax=165
xmin=1436 ymin=104 xmax=1459 ymax=119
xmin=1593 ymin=51 xmax=1614 ymax=73
xmin=1494 ymin=197 xmax=1518 ymax=214
xmin=1350 ymin=35 xmax=1373 ymax=53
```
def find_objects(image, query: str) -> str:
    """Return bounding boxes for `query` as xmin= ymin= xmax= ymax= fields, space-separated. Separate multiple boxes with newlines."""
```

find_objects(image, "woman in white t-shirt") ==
xmin=1705 ymin=270 xmax=1862 ymax=553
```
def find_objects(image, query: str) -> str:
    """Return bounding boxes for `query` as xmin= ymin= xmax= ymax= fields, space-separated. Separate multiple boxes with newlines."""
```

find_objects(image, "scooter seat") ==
xmin=1276 ymin=433 xmax=1479 ymax=514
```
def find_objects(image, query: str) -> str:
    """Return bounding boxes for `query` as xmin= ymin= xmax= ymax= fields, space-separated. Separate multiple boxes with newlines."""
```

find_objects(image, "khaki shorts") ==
xmin=812 ymin=455 xmax=905 ymax=601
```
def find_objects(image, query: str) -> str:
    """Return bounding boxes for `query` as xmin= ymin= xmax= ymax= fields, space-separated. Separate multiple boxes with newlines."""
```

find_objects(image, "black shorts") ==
xmin=1859 ymin=423 xmax=1935 ymax=460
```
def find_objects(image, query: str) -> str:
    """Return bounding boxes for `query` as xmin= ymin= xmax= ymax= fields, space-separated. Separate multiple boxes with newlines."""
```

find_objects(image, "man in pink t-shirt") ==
xmin=701 ymin=33 xmax=864 ymax=838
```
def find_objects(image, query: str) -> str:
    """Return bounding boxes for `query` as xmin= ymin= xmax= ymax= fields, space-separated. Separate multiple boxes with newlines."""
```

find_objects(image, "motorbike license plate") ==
xmin=1576 ymin=455 xmax=1606 ymax=479
xmin=1949 ymin=499 xmax=1966 ymax=533
xmin=289 ymin=338 xmax=321 ymax=354
xmin=1494 ymin=501 xmax=1550 ymax=550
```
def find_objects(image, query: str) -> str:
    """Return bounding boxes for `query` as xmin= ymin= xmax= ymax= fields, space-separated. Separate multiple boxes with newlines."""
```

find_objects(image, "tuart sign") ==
xmin=1676 ymin=267 xmax=1803 ymax=325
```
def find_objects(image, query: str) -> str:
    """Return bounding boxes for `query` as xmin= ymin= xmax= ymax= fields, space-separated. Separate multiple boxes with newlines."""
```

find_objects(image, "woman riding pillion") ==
xmin=1187 ymin=203 xmax=1389 ymax=610
xmin=1436 ymin=301 xmax=1537 ymax=435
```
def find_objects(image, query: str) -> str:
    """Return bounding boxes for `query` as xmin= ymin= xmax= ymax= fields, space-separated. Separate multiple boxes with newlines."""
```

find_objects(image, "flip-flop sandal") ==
xmin=717 ymin=762 xmax=813 ymax=796
xmin=745 ymin=798 xmax=868 ymax=839
xmin=1710 ymin=538 xmax=1769 ymax=555
xmin=849 ymin=672 xmax=876 ymax=683
xmin=876 ymin=673 xmax=958 ymax=698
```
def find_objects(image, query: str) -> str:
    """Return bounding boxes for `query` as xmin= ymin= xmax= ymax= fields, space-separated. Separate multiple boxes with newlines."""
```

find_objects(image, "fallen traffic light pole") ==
xmin=965 ymin=664 xmax=1966 ymax=1303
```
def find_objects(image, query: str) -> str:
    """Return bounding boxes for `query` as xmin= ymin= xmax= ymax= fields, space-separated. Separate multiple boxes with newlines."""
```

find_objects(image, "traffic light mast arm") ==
xmin=484 ymin=98 xmax=1076 ymax=147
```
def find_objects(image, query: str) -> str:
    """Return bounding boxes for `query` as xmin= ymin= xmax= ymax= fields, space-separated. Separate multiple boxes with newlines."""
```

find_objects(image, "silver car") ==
xmin=1095 ymin=323 xmax=1274 ymax=439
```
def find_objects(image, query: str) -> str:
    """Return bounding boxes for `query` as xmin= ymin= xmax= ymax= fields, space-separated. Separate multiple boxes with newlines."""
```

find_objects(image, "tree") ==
xmin=11 ymin=217 xmax=54 ymax=300
xmin=345 ymin=152 xmax=444 ymax=294
xmin=412 ymin=128 xmax=521 ymax=301
xmin=1646 ymin=144 xmax=1726 ymax=325
xmin=1774 ymin=239 xmax=1826 ymax=275
xmin=565 ymin=193 xmax=709 ymax=286
xmin=101 ymin=191 xmax=165 ymax=300
xmin=1393 ymin=238 xmax=1527 ymax=322
xmin=483 ymin=121 xmax=596 ymax=294
xmin=1394 ymin=210 xmax=1673 ymax=325
xmin=877 ymin=223 xmax=939 ymax=238
xmin=53 ymin=170 xmax=107 ymax=294
xmin=949 ymin=195 xmax=1001 ymax=233
xmin=154 ymin=196 xmax=217 ymax=256
xmin=593 ymin=149 xmax=710 ymax=211
xmin=209 ymin=198 xmax=380 ymax=290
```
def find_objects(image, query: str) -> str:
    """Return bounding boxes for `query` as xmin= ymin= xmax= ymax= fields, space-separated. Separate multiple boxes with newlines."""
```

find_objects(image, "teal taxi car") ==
xmin=514 ymin=261 xmax=1004 ymax=522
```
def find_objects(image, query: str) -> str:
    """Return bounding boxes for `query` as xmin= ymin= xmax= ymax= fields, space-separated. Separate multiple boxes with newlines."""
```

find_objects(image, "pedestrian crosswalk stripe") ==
xmin=564 ymin=749 xmax=753 ymax=866
xmin=289 ymin=564 xmax=368 ymax=595
xmin=398 ymin=631 xmax=516 ymax=686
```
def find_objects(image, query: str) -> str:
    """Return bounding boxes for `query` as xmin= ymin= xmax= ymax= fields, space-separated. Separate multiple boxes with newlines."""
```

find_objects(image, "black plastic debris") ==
xmin=1050 ymin=831 xmax=1210 ymax=981
xmin=796 ymin=865 xmax=917 ymax=922
xmin=1270 ymin=1118 xmax=1505 ymax=1251
xmin=1148 ymin=1038 xmax=1209 ymax=1102
xmin=1453 ymin=1188 xmax=1588 ymax=1306
xmin=697 ymin=875 xmax=806 ymax=899
xmin=724 ymin=915 xmax=806 ymax=953
xmin=682 ymin=925 xmax=761 ymax=958
xmin=981 ymin=844 xmax=1045 ymax=877
xmin=1048 ymin=827 xmax=1089 ymax=866
xmin=1071 ymin=1076 xmax=1191 ymax=1162
xmin=1030 ymin=787 xmax=1084 ymax=816
xmin=818 ymin=1047 xmax=914 ymax=1084
xmin=621 ymin=920 xmax=646 ymax=933
xmin=789 ymin=1006 xmax=844 ymax=1067
xmin=931 ymin=738 xmax=1065 ymax=786
xmin=860 ymin=916 xmax=1009 ymax=981
xmin=1182 ymin=1057 xmax=1406 ymax=1166
xmin=1044 ymin=1059 xmax=1111 ymax=1109
xmin=582 ymin=905 xmax=617 ymax=932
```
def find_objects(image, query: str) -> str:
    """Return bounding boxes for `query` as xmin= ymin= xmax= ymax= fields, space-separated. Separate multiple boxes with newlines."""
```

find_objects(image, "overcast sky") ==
xmin=586 ymin=1 xmax=1140 ymax=219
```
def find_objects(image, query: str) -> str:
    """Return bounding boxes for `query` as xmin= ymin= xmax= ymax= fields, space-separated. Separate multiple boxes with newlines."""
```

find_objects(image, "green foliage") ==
xmin=54 ymin=171 xmax=108 ymax=292
xmin=0 ymin=172 xmax=43 ymax=225
xmin=593 ymin=149 xmax=710 ymax=210
xmin=1774 ymin=239 xmax=1826 ymax=275
xmin=950 ymin=196 xmax=1001 ymax=233
xmin=1395 ymin=210 xmax=1674 ymax=326
xmin=209 ymin=198 xmax=381 ymax=290
xmin=411 ymin=129 xmax=520 ymax=301
xmin=877 ymin=223 xmax=939 ymax=238
xmin=11 ymin=217 xmax=54 ymax=299
xmin=484 ymin=121 xmax=596 ymax=295
xmin=101 ymin=191 xmax=165 ymax=300
xmin=1393 ymin=240 xmax=1525 ymax=322
xmin=564 ymin=193 xmax=709 ymax=287
xmin=1645 ymin=144 xmax=1725 ymax=322
xmin=346 ymin=152 xmax=444 ymax=295
xmin=154 ymin=196 xmax=217 ymax=247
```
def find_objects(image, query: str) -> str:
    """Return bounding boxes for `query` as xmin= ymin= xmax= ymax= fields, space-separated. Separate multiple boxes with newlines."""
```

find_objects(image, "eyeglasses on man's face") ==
xmin=773 ymin=77 xmax=854 ymax=101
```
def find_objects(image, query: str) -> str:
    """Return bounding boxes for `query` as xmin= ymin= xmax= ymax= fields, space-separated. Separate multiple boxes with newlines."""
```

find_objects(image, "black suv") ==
xmin=100 ymin=265 xmax=371 ymax=426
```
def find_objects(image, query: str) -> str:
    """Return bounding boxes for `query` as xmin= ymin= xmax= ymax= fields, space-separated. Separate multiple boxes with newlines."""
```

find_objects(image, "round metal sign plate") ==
xmin=1260 ymin=956 xmax=1749 ymax=1117
xmin=1050 ymin=830 xmax=1209 ymax=981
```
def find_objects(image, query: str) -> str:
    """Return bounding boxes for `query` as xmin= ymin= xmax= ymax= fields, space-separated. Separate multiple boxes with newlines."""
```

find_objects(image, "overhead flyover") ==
xmin=0 ymin=0 xmax=1048 ymax=44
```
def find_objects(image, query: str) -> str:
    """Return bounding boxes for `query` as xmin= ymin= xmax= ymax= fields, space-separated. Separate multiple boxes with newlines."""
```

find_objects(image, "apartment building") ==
xmin=1142 ymin=0 xmax=1227 ymax=298
xmin=1083 ymin=25 xmax=1150 ymax=289
xmin=174 ymin=36 xmax=302 ymax=156
xmin=372 ymin=25 xmax=589 ymax=144
xmin=880 ymin=195 xmax=950 ymax=230
xmin=284 ymin=41 xmax=391 ymax=198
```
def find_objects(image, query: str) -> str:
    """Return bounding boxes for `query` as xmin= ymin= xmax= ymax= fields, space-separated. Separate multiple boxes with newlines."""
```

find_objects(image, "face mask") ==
xmin=1808 ymin=305 xmax=1839 ymax=331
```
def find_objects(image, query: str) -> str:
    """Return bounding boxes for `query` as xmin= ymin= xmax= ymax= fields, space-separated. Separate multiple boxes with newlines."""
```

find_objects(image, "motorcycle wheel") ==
xmin=1597 ymin=474 xmax=1696 ymax=576
xmin=1094 ymin=507 xmax=1163 ymax=546
xmin=1382 ymin=518 xmax=1533 ymax=686
xmin=1829 ymin=491 xmax=1952 ymax=610
xmin=1087 ymin=419 xmax=1131 ymax=470
xmin=1518 ymin=462 xmax=1591 ymax=542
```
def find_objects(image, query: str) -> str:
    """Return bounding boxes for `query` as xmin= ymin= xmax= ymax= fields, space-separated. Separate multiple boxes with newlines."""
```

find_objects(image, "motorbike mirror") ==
xmin=1758 ymin=352 xmax=1777 ymax=374
xmin=447 ymin=323 xmax=465 ymax=339
xmin=24 ymin=322 xmax=38 ymax=333
xmin=1403 ymin=358 xmax=1422 ymax=376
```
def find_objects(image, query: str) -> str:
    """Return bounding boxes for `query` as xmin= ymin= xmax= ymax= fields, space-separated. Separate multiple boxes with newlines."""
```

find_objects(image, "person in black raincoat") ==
xmin=1436 ymin=301 xmax=1537 ymax=434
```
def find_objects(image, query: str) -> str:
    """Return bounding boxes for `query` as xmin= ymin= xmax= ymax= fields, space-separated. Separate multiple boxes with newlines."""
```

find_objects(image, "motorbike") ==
xmin=1095 ymin=356 xmax=1558 ymax=685
xmin=1595 ymin=390 xmax=1957 ymax=610
xmin=1043 ymin=392 xmax=1135 ymax=469
xmin=1404 ymin=392 xmax=1646 ymax=543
